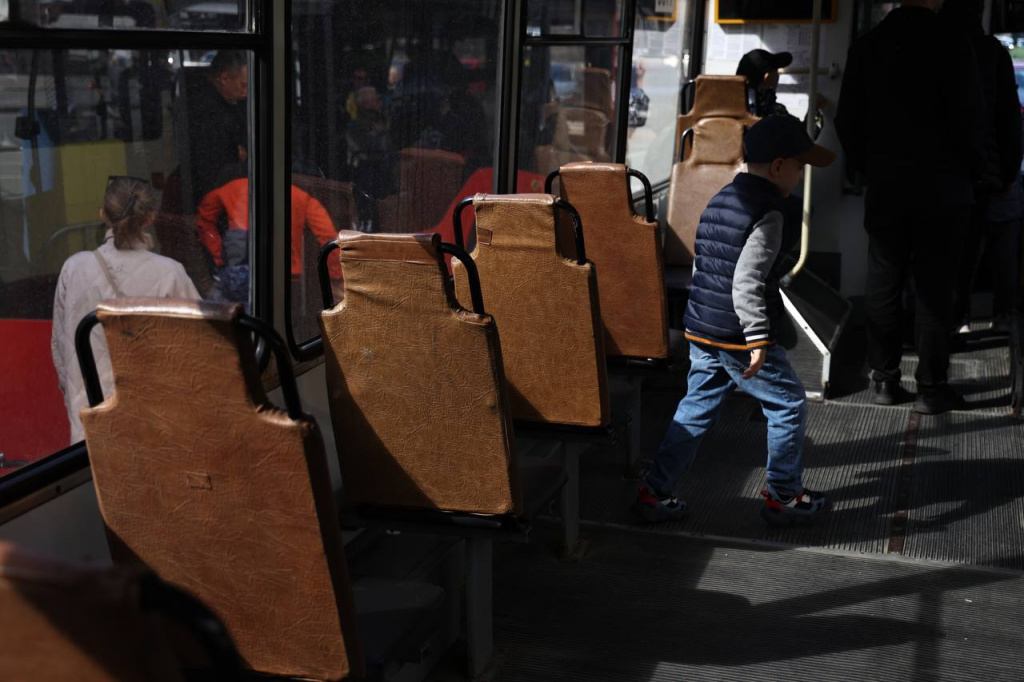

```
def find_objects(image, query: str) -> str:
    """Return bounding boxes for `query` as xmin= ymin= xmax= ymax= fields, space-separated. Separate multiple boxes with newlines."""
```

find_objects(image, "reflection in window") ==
xmin=5 ymin=1 xmax=247 ymax=31
xmin=625 ymin=3 xmax=694 ymax=185
xmin=289 ymin=0 xmax=501 ymax=344
xmin=519 ymin=45 xmax=619 ymax=183
xmin=0 ymin=48 xmax=252 ymax=473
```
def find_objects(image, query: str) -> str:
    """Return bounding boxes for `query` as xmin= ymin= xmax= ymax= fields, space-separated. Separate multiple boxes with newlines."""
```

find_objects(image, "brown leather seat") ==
xmin=78 ymin=298 xmax=427 ymax=682
xmin=665 ymin=75 xmax=759 ymax=266
xmin=0 ymin=541 xmax=221 ymax=682
xmin=452 ymin=194 xmax=610 ymax=428
xmin=320 ymin=232 xmax=534 ymax=517
xmin=555 ymin=162 xmax=670 ymax=360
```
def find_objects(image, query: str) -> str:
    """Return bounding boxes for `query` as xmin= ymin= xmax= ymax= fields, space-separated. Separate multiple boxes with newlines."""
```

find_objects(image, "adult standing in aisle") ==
xmin=835 ymin=0 xmax=986 ymax=414
xmin=944 ymin=0 xmax=1023 ymax=334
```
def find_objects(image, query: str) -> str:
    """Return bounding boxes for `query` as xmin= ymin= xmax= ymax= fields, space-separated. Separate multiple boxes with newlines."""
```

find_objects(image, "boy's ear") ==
xmin=770 ymin=158 xmax=785 ymax=176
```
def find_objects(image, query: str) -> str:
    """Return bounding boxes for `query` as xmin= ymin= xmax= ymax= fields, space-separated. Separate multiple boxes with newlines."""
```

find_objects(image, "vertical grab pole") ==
xmin=785 ymin=0 xmax=822 ymax=283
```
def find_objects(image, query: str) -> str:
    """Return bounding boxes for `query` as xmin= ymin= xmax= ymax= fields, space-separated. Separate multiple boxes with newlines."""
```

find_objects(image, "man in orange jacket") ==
xmin=196 ymin=176 xmax=342 ymax=302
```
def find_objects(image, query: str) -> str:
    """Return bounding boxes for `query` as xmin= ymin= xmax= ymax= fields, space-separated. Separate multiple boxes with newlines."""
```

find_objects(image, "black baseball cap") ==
xmin=743 ymin=115 xmax=836 ymax=167
xmin=736 ymin=49 xmax=792 ymax=88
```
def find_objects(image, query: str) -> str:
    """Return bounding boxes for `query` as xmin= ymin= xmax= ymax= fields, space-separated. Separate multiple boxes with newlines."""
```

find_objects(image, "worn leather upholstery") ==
xmin=80 ymin=299 xmax=365 ymax=682
xmin=453 ymin=194 xmax=610 ymax=427
xmin=320 ymin=232 xmax=523 ymax=515
xmin=665 ymin=75 xmax=759 ymax=266
xmin=0 ymin=542 xmax=187 ymax=681
xmin=557 ymin=162 xmax=670 ymax=359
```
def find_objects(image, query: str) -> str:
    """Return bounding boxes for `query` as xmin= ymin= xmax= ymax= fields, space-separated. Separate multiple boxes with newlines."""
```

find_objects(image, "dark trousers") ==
xmin=951 ymin=193 xmax=991 ymax=326
xmin=953 ymin=205 xmax=1021 ymax=322
xmin=863 ymin=203 xmax=971 ymax=390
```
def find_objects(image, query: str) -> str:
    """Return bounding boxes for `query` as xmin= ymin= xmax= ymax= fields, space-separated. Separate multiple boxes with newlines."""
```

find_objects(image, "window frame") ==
xmin=516 ymin=0 xmax=638 ymax=186
xmin=0 ymin=4 xmax=275 ymax=517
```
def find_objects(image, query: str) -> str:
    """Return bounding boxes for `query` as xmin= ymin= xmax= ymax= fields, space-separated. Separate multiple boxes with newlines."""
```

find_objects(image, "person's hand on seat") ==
xmin=743 ymin=348 xmax=766 ymax=380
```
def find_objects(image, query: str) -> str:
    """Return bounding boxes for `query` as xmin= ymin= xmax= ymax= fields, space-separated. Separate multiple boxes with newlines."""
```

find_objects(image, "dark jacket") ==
xmin=182 ymin=80 xmax=247 ymax=209
xmin=969 ymin=32 xmax=1023 ymax=192
xmin=684 ymin=173 xmax=799 ymax=350
xmin=835 ymin=6 xmax=987 ymax=210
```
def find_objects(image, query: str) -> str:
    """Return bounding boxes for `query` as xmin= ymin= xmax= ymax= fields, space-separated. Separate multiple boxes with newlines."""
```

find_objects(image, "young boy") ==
xmin=635 ymin=114 xmax=836 ymax=526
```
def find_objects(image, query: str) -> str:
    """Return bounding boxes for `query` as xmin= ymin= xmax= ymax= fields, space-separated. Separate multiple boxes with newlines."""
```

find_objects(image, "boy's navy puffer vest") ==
xmin=684 ymin=173 xmax=799 ymax=350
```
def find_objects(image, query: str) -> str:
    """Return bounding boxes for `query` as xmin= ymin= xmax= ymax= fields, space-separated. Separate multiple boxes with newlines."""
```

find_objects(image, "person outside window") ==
xmin=51 ymin=177 xmax=200 ymax=444
xmin=195 ymin=170 xmax=342 ymax=302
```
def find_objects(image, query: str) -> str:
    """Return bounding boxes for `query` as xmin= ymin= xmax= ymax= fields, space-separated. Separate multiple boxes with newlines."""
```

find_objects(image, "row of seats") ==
xmin=56 ymin=83 xmax=757 ymax=678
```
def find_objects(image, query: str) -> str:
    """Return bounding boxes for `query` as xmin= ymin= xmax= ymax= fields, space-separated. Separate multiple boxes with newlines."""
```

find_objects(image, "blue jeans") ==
xmin=645 ymin=342 xmax=807 ymax=499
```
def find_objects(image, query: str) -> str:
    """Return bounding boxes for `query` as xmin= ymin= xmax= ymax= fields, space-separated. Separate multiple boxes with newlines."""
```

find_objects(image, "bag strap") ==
xmin=93 ymin=250 xmax=126 ymax=298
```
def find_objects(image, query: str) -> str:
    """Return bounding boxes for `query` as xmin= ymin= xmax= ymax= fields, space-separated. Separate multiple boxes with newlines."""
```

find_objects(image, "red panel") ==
xmin=0 ymin=320 xmax=71 ymax=476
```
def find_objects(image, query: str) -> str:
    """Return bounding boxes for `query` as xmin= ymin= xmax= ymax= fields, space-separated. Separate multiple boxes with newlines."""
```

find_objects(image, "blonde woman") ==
xmin=51 ymin=177 xmax=200 ymax=444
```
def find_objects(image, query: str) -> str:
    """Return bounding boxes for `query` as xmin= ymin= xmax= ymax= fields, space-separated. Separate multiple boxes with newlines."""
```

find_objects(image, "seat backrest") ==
xmin=80 ymin=299 xmax=364 ymax=682
xmin=0 ymin=542 xmax=187 ymax=682
xmin=665 ymin=75 xmax=759 ymax=266
xmin=557 ymin=162 xmax=669 ymax=360
xmin=452 ymin=194 xmax=610 ymax=427
xmin=320 ymin=232 xmax=522 ymax=515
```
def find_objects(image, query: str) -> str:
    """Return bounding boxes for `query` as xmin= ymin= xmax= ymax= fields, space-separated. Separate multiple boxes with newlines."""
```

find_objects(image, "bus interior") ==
xmin=1 ymin=0 xmax=1024 ymax=679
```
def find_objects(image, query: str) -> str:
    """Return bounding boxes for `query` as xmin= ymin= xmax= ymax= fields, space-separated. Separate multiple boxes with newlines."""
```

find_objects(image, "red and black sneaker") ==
xmin=760 ymin=488 xmax=832 ymax=527
xmin=633 ymin=485 xmax=688 ymax=523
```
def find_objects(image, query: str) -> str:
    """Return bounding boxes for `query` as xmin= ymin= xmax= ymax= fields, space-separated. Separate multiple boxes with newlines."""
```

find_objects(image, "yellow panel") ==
xmin=58 ymin=140 xmax=127 ymax=225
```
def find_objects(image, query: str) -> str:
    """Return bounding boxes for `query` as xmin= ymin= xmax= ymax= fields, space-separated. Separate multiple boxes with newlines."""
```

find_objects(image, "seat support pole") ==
xmin=465 ymin=537 xmax=493 ymax=680
xmin=560 ymin=441 xmax=583 ymax=555
xmin=627 ymin=375 xmax=644 ymax=478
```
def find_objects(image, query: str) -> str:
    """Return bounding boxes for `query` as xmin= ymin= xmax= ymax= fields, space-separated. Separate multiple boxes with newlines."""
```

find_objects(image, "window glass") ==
xmin=518 ymin=44 xmax=620 ymax=185
xmin=526 ymin=0 xmax=624 ymax=38
xmin=626 ymin=2 xmax=694 ymax=186
xmin=0 ymin=48 xmax=253 ymax=475
xmin=289 ymin=0 xmax=502 ymax=344
xmin=5 ymin=1 xmax=250 ymax=31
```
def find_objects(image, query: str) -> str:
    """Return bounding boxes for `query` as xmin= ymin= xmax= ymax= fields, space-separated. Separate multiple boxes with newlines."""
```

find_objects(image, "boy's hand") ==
xmin=743 ymin=348 xmax=766 ymax=380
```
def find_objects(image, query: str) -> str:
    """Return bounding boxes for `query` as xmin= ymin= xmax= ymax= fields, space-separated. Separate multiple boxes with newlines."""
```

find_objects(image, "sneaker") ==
xmin=633 ymin=485 xmax=688 ymax=523
xmin=873 ymin=380 xmax=912 ymax=406
xmin=913 ymin=385 xmax=967 ymax=415
xmin=760 ymin=488 xmax=831 ymax=527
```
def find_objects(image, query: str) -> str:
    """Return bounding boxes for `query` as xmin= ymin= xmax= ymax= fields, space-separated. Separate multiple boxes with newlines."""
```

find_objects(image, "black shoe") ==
xmin=913 ymin=385 xmax=967 ymax=415
xmin=873 ymin=380 xmax=912 ymax=406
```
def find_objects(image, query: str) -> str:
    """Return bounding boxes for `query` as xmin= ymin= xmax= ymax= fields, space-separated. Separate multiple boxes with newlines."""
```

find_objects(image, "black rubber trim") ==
xmin=0 ymin=444 xmax=90 ymax=512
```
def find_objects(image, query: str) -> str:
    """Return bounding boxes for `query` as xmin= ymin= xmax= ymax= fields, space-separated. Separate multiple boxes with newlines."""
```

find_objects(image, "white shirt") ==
xmin=51 ymin=230 xmax=200 ymax=444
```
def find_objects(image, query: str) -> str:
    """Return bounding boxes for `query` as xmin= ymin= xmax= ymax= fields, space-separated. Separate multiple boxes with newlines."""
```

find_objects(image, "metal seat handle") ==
xmin=74 ymin=311 xmax=304 ymax=420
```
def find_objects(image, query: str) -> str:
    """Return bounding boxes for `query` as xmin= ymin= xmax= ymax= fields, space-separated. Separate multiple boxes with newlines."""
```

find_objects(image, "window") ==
xmin=288 ymin=0 xmax=502 ymax=347
xmin=0 ymin=34 xmax=258 ymax=478
xmin=4 ymin=1 xmax=251 ymax=32
xmin=518 ymin=44 xmax=620 ymax=180
xmin=626 ymin=2 xmax=696 ymax=186
xmin=518 ymin=0 xmax=634 ymax=188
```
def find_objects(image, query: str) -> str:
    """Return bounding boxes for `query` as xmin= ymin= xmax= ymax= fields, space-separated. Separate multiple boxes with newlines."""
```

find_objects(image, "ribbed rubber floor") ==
xmin=833 ymin=330 xmax=1013 ymax=415
xmin=576 ymin=332 xmax=1024 ymax=569
xmin=581 ymin=399 xmax=907 ymax=553
xmin=488 ymin=526 xmax=1024 ymax=682
xmin=905 ymin=412 xmax=1024 ymax=570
